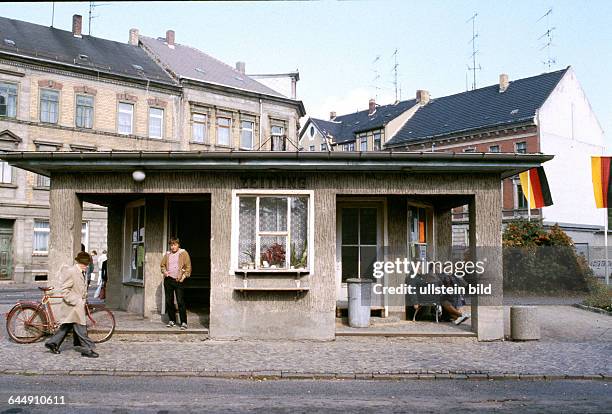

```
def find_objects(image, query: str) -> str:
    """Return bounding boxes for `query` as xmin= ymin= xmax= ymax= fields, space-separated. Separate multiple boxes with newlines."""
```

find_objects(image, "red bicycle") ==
xmin=5 ymin=286 xmax=115 ymax=344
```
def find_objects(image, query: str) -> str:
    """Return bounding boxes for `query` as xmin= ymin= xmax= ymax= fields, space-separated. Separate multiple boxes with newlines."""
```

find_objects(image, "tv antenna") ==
xmin=88 ymin=2 xmax=111 ymax=35
xmin=466 ymin=12 xmax=482 ymax=90
xmin=370 ymin=54 xmax=382 ymax=101
xmin=537 ymin=8 xmax=556 ymax=70
xmin=391 ymin=48 xmax=399 ymax=102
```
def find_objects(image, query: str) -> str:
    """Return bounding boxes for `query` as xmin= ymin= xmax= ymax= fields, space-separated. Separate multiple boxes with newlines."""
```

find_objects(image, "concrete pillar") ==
xmin=386 ymin=195 xmax=407 ymax=318
xmin=48 ymin=176 xmax=82 ymax=287
xmin=144 ymin=196 xmax=165 ymax=318
xmin=469 ymin=189 xmax=504 ymax=341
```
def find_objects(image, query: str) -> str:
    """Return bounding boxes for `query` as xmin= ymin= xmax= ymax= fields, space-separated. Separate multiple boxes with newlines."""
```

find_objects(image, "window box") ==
xmin=231 ymin=190 xmax=314 ymax=274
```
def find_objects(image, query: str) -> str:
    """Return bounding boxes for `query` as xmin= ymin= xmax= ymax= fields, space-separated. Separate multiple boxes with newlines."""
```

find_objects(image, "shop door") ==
xmin=0 ymin=231 xmax=12 ymax=280
xmin=336 ymin=203 xmax=384 ymax=308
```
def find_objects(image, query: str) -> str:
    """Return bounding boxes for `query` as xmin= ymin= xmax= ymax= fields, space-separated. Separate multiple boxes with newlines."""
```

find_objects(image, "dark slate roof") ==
xmin=140 ymin=36 xmax=285 ymax=97
xmin=307 ymin=99 xmax=418 ymax=144
xmin=386 ymin=68 xmax=569 ymax=147
xmin=0 ymin=16 xmax=175 ymax=84
xmin=309 ymin=118 xmax=342 ymax=139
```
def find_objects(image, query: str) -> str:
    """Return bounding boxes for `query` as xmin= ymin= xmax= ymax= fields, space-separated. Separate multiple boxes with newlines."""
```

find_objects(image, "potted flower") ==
xmin=261 ymin=243 xmax=286 ymax=269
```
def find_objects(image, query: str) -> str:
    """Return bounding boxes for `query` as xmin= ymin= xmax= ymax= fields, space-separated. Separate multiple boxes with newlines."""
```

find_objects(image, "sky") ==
xmin=1 ymin=1 xmax=611 ymax=140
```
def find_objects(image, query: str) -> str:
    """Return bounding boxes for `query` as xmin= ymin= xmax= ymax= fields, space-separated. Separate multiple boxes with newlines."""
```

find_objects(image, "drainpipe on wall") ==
xmin=259 ymin=98 xmax=263 ymax=150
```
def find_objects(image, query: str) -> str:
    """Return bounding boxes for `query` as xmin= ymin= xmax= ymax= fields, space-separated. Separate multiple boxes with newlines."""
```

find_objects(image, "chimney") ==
xmin=165 ymin=30 xmax=175 ymax=46
xmin=499 ymin=73 xmax=509 ymax=93
xmin=128 ymin=28 xmax=139 ymax=46
xmin=416 ymin=89 xmax=430 ymax=105
xmin=368 ymin=98 xmax=376 ymax=115
xmin=235 ymin=61 xmax=246 ymax=74
xmin=329 ymin=111 xmax=337 ymax=120
xmin=72 ymin=14 xmax=82 ymax=38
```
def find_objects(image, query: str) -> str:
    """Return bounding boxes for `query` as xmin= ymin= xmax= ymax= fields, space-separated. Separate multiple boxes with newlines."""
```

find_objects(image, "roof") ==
xmin=386 ymin=68 xmax=569 ymax=147
xmin=1 ymin=150 xmax=553 ymax=180
xmin=140 ymin=36 xmax=286 ymax=98
xmin=306 ymin=99 xmax=418 ymax=144
xmin=0 ymin=16 xmax=175 ymax=85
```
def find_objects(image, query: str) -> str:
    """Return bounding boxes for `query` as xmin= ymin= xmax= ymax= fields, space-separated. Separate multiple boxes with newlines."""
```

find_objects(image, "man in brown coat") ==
xmin=44 ymin=252 xmax=98 ymax=358
xmin=160 ymin=237 xmax=192 ymax=329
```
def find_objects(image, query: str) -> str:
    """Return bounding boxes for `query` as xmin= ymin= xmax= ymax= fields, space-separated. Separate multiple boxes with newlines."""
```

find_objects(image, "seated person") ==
xmin=440 ymin=273 xmax=470 ymax=325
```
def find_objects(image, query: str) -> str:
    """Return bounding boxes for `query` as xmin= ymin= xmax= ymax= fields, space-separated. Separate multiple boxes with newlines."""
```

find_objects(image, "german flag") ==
xmin=519 ymin=167 xmax=553 ymax=208
xmin=591 ymin=156 xmax=612 ymax=208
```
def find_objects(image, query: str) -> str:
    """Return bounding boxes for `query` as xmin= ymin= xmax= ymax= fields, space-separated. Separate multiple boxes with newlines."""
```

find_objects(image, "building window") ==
xmin=463 ymin=147 xmax=476 ymax=153
xmin=217 ymin=117 xmax=231 ymax=146
xmin=344 ymin=142 xmax=355 ymax=151
xmin=373 ymin=132 xmax=381 ymax=151
xmin=309 ymin=126 xmax=315 ymax=138
xmin=36 ymin=174 xmax=50 ymax=188
xmin=124 ymin=202 xmax=145 ymax=282
xmin=39 ymin=89 xmax=59 ymax=124
xmin=81 ymin=222 xmax=89 ymax=252
xmin=148 ymin=107 xmax=164 ymax=139
xmin=240 ymin=120 xmax=254 ymax=149
xmin=0 ymin=82 xmax=17 ymax=118
xmin=515 ymin=178 xmax=528 ymax=209
xmin=515 ymin=141 xmax=527 ymax=154
xmin=33 ymin=220 xmax=49 ymax=254
xmin=118 ymin=102 xmax=134 ymax=135
xmin=271 ymin=125 xmax=286 ymax=151
xmin=192 ymin=113 xmax=208 ymax=143
xmin=320 ymin=143 xmax=327 ymax=151
xmin=359 ymin=136 xmax=367 ymax=151
xmin=309 ymin=145 xmax=315 ymax=151
xmin=235 ymin=193 xmax=311 ymax=271
xmin=0 ymin=161 xmax=12 ymax=184
xmin=489 ymin=145 xmax=500 ymax=153
xmin=75 ymin=94 xmax=94 ymax=129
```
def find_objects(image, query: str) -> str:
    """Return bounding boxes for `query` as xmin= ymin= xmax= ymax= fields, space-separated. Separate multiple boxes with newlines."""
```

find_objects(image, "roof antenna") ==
xmin=537 ymin=7 xmax=556 ymax=71
xmin=466 ymin=12 xmax=482 ymax=90
xmin=51 ymin=2 xmax=55 ymax=27
xmin=370 ymin=54 xmax=381 ymax=101
xmin=392 ymin=48 xmax=399 ymax=102
xmin=88 ymin=2 xmax=110 ymax=35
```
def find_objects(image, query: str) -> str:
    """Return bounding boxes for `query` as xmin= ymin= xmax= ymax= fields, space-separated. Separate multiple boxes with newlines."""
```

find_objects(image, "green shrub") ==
xmin=503 ymin=220 xmax=592 ymax=294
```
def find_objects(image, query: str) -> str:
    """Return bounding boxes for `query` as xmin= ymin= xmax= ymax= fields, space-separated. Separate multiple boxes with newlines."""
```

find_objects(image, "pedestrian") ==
xmin=94 ymin=250 xmax=107 ymax=299
xmin=160 ymin=237 xmax=191 ymax=330
xmin=44 ymin=252 xmax=99 ymax=358
xmin=80 ymin=244 xmax=94 ymax=288
xmin=90 ymin=250 xmax=98 ymax=283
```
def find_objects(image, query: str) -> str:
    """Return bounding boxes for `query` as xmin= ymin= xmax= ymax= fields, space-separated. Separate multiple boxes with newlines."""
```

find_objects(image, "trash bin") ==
xmin=347 ymin=278 xmax=373 ymax=328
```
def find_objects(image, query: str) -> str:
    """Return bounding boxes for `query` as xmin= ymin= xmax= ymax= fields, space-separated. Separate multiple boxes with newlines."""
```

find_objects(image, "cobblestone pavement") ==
xmin=1 ymin=303 xmax=610 ymax=378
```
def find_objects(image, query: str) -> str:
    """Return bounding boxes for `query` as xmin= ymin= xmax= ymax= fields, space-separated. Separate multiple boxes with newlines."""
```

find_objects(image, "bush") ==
xmin=583 ymin=276 xmax=612 ymax=312
xmin=503 ymin=220 xmax=592 ymax=294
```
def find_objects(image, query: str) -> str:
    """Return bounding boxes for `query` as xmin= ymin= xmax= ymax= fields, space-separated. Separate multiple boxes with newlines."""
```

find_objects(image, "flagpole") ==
xmin=605 ymin=210 xmax=609 ymax=285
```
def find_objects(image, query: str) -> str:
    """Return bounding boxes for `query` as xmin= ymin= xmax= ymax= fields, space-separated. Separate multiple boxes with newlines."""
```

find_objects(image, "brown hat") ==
xmin=75 ymin=251 xmax=92 ymax=265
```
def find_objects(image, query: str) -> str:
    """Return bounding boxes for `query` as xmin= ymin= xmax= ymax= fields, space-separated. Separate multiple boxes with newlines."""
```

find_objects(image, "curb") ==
xmin=573 ymin=304 xmax=612 ymax=316
xmin=1 ymin=369 xmax=609 ymax=381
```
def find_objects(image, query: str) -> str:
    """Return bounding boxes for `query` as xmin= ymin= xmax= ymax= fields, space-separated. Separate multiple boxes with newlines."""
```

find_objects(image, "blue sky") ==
xmin=1 ymin=1 xmax=610 ymax=139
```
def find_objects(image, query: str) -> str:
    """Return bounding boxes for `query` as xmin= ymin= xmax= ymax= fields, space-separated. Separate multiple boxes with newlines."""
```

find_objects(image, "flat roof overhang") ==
xmin=0 ymin=151 xmax=553 ymax=179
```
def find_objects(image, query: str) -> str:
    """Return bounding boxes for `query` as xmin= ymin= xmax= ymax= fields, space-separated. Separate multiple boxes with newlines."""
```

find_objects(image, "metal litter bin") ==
xmin=347 ymin=278 xmax=373 ymax=328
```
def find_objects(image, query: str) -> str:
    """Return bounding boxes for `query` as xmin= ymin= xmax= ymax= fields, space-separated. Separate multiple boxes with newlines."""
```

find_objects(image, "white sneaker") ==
xmin=180 ymin=322 xmax=187 ymax=330
xmin=166 ymin=321 xmax=175 ymax=328
xmin=454 ymin=314 xmax=470 ymax=325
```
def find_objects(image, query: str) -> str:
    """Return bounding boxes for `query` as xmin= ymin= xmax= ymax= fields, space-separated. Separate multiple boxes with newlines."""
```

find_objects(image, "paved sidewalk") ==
xmin=1 ymin=305 xmax=610 ymax=380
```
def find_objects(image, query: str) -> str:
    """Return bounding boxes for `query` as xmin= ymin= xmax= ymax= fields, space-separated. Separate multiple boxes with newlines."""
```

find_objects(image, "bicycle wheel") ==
xmin=6 ymin=304 xmax=48 ymax=343
xmin=86 ymin=305 xmax=115 ymax=343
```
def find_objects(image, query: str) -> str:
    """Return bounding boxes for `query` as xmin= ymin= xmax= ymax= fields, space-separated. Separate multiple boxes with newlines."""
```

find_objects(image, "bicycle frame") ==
xmin=11 ymin=292 xmax=63 ymax=334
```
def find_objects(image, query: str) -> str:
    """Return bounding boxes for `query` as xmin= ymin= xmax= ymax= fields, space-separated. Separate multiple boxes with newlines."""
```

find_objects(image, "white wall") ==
xmin=538 ymin=67 xmax=607 ymax=228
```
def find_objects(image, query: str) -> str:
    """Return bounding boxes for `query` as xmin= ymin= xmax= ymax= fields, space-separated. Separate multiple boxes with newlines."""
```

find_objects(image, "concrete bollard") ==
xmin=510 ymin=305 xmax=540 ymax=341
xmin=347 ymin=278 xmax=373 ymax=328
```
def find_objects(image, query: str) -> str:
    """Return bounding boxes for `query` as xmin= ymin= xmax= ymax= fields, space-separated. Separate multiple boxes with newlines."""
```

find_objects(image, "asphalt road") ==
xmin=0 ymin=375 xmax=609 ymax=413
